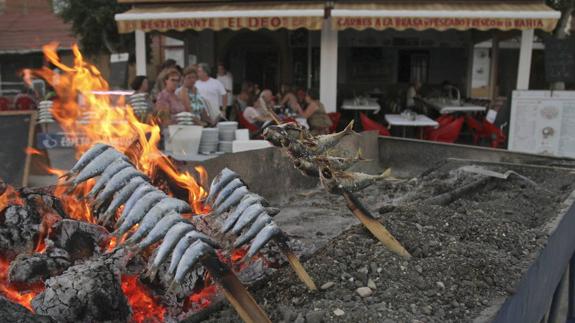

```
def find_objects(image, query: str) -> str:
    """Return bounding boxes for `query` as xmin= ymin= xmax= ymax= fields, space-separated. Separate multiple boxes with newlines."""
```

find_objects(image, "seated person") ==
xmin=293 ymin=90 xmax=332 ymax=135
xmin=277 ymin=84 xmax=302 ymax=114
xmin=242 ymin=89 xmax=274 ymax=128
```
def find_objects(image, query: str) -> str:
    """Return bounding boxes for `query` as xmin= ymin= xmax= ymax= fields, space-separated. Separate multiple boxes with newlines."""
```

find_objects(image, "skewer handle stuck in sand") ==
xmin=341 ymin=189 xmax=412 ymax=259
xmin=201 ymin=254 xmax=271 ymax=323
xmin=275 ymin=238 xmax=318 ymax=291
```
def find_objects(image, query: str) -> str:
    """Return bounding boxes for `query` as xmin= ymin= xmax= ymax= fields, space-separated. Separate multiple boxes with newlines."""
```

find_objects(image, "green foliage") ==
xmin=57 ymin=0 xmax=133 ymax=56
xmin=546 ymin=0 xmax=575 ymax=11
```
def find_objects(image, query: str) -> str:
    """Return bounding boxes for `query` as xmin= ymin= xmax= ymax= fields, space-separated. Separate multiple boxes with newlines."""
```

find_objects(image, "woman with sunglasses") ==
xmin=154 ymin=68 xmax=185 ymax=126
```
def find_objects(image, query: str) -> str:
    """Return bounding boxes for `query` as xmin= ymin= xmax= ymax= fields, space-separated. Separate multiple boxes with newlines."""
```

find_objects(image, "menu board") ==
xmin=509 ymin=91 xmax=575 ymax=158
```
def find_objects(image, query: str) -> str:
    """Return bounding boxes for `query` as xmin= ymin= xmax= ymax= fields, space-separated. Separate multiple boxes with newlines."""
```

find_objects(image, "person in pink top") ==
xmin=154 ymin=68 xmax=185 ymax=126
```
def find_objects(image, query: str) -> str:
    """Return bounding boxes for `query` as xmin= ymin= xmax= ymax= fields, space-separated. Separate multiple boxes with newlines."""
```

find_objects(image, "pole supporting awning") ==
xmin=115 ymin=3 xmax=325 ymax=33
xmin=331 ymin=2 xmax=561 ymax=32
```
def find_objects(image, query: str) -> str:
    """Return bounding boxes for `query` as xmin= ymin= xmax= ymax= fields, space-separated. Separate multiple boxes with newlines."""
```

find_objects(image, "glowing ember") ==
xmin=121 ymin=275 xmax=165 ymax=323
xmin=34 ymin=212 xmax=62 ymax=253
xmin=186 ymin=284 xmax=218 ymax=310
xmin=0 ymin=185 xmax=23 ymax=210
xmin=0 ymin=259 xmax=41 ymax=311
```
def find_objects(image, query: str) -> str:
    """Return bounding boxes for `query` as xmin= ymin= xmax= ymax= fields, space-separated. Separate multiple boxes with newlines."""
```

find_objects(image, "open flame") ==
xmin=0 ymin=43 xmax=219 ymax=320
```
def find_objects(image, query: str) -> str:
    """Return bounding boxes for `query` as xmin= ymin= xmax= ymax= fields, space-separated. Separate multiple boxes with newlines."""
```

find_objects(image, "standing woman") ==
xmin=294 ymin=91 xmax=332 ymax=135
xmin=154 ymin=68 xmax=185 ymax=127
xmin=177 ymin=67 xmax=210 ymax=125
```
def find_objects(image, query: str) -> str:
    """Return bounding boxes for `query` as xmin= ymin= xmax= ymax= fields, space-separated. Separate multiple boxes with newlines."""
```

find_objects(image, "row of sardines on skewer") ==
xmin=61 ymin=144 xmax=299 ymax=289
xmin=262 ymin=121 xmax=394 ymax=193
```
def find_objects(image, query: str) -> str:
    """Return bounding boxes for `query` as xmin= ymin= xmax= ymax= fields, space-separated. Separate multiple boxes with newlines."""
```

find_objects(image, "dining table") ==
xmin=341 ymin=98 xmax=381 ymax=130
xmin=421 ymin=98 xmax=486 ymax=115
xmin=384 ymin=113 xmax=439 ymax=138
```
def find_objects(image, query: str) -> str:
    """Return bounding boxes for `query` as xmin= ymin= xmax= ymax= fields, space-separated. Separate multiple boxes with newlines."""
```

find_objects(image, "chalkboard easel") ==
xmin=0 ymin=111 xmax=37 ymax=187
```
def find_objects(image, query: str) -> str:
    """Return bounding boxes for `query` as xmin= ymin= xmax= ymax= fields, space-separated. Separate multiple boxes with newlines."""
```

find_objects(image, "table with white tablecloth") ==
xmin=385 ymin=114 xmax=439 ymax=138
xmin=341 ymin=98 xmax=381 ymax=130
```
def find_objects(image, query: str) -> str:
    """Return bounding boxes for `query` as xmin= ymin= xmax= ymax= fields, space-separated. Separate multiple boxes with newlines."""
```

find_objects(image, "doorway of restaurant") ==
xmin=223 ymin=32 xmax=281 ymax=94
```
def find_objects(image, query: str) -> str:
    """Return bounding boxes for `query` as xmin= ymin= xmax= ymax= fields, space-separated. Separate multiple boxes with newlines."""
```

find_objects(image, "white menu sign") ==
xmin=509 ymin=91 xmax=575 ymax=158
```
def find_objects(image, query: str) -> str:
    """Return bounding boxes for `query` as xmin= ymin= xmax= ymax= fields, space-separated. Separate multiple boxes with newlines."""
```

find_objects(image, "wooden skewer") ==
xmin=201 ymin=253 xmax=271 ymax=323
xmin=341 ymin=189 xmax=411 ymax=259
xmin=275 ymin=237 xmax=317 ymax=291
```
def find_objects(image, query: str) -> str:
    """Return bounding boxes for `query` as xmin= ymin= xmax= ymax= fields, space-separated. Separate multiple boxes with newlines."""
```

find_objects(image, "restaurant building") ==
xmin=114 ymin=0 xmax=560 ymax=113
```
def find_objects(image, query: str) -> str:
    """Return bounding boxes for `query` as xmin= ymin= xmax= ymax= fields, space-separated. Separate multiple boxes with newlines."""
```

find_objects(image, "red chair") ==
xmin=465 ymin=115 xmax=489 ymax=145
xmin=328 ymin=112 xmax=341 ymax=133
xmin=360 ymin=112 xmax=390 ymax=136
xmin=0 ymin=97 xmax=10 ymax=110
xmin=436 ymin=114 xmax=455 ymax=127
xmin=425 ymin=117 xmax=464 ymax=143
xmin=482 ymin=120 xmax=507 ymax=148
xmin=15 ymin=96 xmax=35 ymax=110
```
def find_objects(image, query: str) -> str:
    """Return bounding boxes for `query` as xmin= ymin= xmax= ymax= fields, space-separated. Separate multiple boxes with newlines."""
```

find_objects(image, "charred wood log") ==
xmin=0 ymin=295 xmax=54 ymax=323
xmin=49 ymin=219 xmax=109 ymax=261
xmin=31 ymin=251 xmax=131 ymax=323
xmin=8 ymin=247 xmax=71 ymax=285
xmin=0 ymin=224 xmax=38 ymax=259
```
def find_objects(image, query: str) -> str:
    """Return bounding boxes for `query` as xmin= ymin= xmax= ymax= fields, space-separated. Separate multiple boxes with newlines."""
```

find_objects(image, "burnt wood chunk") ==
xmin=8 ymin=248 xmax=71 ymax=284
xmin=0 ymin=295 xmax=54 ymax=323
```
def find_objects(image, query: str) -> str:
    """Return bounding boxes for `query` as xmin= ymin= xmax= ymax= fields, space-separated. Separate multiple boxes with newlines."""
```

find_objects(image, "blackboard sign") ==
xmin=108 ymin=53 xmax=129 ymax=89
xmin=0 ymin=111 xmax=36 ymax=186
xmin=544 ymin=37 xmax=575 ymax=83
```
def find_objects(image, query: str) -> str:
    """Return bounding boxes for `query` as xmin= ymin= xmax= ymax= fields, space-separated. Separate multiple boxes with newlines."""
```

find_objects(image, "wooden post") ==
xmin=320 ymin=17 xmax=338 ymax=113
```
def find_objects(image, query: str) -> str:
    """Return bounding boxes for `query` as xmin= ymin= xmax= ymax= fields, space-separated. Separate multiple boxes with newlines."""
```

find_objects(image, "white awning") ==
xmin=115 ymin=3 xmax=325 ymax=33
xmin=331 ymin=2 xmax=560 ymax=32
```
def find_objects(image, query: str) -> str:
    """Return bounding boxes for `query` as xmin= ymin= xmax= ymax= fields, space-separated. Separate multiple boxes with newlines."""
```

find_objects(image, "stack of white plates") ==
xmin=218 ymin=140 xmax=233 ymax=153
xmin=199 ymin=128 xmax=219 ymax=154
xmin=129 ymin=93 xmax=149 ymax=117
xmin=217 ymin=121 xmax=238 ymax=141
xmin=176 ymin=112 xmax=195 ymax=125
xmin=77 ymin=110 xmax=98 ymax=125
xmin=37 ymin=101 xmax=55 ymax=124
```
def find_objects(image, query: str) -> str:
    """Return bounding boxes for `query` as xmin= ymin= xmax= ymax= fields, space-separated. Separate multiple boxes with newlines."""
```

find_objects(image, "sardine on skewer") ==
xmin=132 ymin=211 xmax=185 ymax=251
xmin=99 ymin=176 xmax=146 ymax=225
xmin=221 ymin=193 xmax=266 ymax=233
xmin=114 ymin=183 xmax=156 ymax=225
xmin=124 ymin=198 xmax=191 ymax=244
xmin=65 ymin=148 xmax=129 ymax=189
xmin=170 ymin=240 xmax=215 ymax=288
xmin=205 ymin=168 xmax=239 ymax=205
xmin=211 ymin=178 xmax=245 ymax=209
xmin=211 ymin=186 xmax=249 ymax=217
xmin=61 ymin=143 xmax=111 ymax=179
xmin=167 ymin=230 xmax=216 ymax=278
xmin=319 ymin=167 xmax=392 ymax=193
xmin=233 ymin=212 xmax=272 ymax=248
xmin=230 ymin=203 xmax=265 ymax=235
xmin=114 ymin=190 xmax=166 ymax=237
xmin=245 ymin=223 xmax=282 ymax=259
xmin=86 ymin=159 xmax=132 ymax=200
xmin=144 ymin=222 xmax=196 ymax=280
xmin=94 ymin=167 xmax=149 ymax=208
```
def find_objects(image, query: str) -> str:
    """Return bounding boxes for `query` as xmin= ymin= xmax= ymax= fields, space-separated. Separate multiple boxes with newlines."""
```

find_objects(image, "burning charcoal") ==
xmin=8 ymin=247 xmax=71 ymax=284
xmin=0 ymin=224 xmax=38 ymax=259
xmin=31 ymin=256 xmax=131 ymax=323
xmin=0 ymin=295 xmax=54 ymax=323
xmin=3 ymin=204 xmax=41 ymax=226
xmin=49 ymin=219 xmax=109 ymax=261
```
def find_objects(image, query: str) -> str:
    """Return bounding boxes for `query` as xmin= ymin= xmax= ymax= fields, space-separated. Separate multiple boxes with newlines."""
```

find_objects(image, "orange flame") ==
xmin=121 ymin=275 xmax=165 ymax=323
xmin=34 ymin=212 xmax=62 ymax=253
xmin=0 ymin=185 xmax=23 ymax=211
xmin=0 ymin=259 xmax=41 ymax=311
xmin=32 ymin=42 xmax=208 ymax=215
xmin=25 ymin=147 xmax=43 ymax=156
